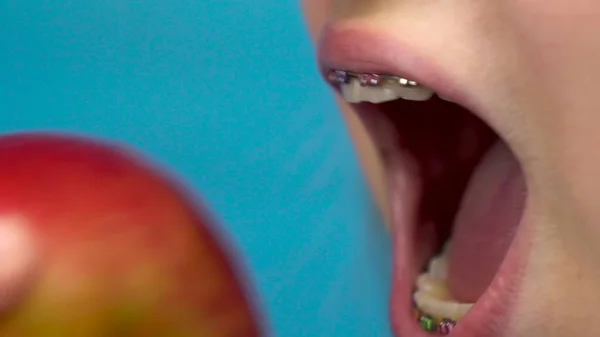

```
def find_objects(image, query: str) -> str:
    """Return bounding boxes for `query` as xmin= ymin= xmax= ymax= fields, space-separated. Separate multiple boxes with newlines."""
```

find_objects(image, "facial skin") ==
xmin=303 ymin=1 xmax=600 ymax=336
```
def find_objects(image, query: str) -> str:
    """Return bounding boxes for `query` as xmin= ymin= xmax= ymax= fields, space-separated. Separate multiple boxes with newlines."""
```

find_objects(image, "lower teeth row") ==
xmin=413 ymin=307 xmax=457 ymax=335
xmin=412 ymin=243 xmax=473 ymax=334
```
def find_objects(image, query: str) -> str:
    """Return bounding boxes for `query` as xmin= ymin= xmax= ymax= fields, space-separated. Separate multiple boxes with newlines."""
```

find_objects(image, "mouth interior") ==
xmin=358 ymin=97 xmax=526 ymax=305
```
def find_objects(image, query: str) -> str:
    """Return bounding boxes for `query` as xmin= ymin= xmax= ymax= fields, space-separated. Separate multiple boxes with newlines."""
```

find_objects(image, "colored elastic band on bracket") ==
xmin=413 ymin=307 xmax=457 ymax=335
xmin=326 ymin=69 xmax=420 ymax=88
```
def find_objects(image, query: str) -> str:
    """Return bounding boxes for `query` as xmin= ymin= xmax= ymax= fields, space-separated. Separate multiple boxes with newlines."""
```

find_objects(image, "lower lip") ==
xmin=386 ymin=164 xmax=529 ymax=337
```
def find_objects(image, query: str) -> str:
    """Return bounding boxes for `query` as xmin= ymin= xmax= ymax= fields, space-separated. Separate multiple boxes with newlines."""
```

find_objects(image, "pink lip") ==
xmin=317 ymin=23 xmax=460 ymax=100
xmin=317 ymin=22 xmax=528 ymax=337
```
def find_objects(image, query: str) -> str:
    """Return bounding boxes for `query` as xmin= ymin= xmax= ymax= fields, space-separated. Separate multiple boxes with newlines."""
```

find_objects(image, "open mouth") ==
xmin=323 ymin=69 xmax=527 ymax=336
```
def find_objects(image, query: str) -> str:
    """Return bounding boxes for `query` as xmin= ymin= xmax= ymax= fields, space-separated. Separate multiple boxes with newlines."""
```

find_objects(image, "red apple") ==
xmin=0 ymin=133 xmax=263 ymax=336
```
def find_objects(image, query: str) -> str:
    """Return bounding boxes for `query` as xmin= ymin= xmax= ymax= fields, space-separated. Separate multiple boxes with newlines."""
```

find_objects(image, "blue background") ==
xmin=0 ymin=1 xmax=392 ymax=336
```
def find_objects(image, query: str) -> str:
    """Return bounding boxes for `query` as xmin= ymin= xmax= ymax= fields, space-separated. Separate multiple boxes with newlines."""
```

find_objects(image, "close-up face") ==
xmin=303 ymin=1 xmax=600 ymax=336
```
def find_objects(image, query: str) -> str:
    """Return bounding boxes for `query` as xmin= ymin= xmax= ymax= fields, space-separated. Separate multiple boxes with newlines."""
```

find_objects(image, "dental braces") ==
xmin=413 ymin=301 xmax=457 ymax=335
xmin=326 ymin=69 xmax=421 ymax=88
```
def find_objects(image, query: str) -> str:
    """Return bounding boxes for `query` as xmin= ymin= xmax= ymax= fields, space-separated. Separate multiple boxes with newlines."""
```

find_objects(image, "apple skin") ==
xmin=0 ymin=133 xmax=263 ymax=337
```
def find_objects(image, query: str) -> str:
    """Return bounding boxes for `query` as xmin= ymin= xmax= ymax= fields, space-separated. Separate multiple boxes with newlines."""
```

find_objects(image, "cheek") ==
xmin=339 ymin=100 xmax=392 ymax=227
xmin=301 ymin=0 xmax=391 ymax=226
xmin=318 ymin=87 xmax=389 ymax=228
xmin=506 ymin=1 xmax=600 ymax=234
xmin=506 ymin=0 xmax=600 ymax=79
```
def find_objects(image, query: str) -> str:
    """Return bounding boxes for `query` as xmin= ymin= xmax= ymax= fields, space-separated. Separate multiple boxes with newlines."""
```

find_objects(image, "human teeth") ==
xmin=414 ymin=243 xmax=474 ymax=321
xmin=437 ymin=94 xmax=454 ymax=103
xmin=414 ymin=290 xmax=473 ymax=321
xmin=341 ymin=78 xmax=401 ymax=104
xmin=396 ymin=80 xmax=435 ymax=101
xmin=416 ymin=274 xmax=451 ymax=300
xmin=425 ymin=242 xmax=450 ymax=281
xmin=428 ymin=254 xmax=448 ymax=281
xmin=328 ymin=69 xmax=350 ymax=84
xmin=340 ymin=78 xmax=434 ymax=103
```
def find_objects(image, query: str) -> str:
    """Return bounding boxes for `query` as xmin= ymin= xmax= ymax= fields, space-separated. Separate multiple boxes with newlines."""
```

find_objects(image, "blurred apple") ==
xmin=0 ymin=133 xmax=263 ymax=336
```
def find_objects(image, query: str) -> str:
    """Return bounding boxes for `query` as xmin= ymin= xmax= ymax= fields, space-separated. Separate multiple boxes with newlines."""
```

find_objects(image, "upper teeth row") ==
xmin=327 ymin=69 xmax=420 ymax=87
xmin=327 ymin=69 xmax=451 ymax=104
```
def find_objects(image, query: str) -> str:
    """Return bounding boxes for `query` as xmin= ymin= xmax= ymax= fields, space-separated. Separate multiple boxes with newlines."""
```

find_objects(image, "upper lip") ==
xmin=317 ymin=22 xmax=464 ymax=103
xmin=316 ymin=21 xmax=502 ymax=149
xmin=316 ymin=21 xmax=523 ymax=337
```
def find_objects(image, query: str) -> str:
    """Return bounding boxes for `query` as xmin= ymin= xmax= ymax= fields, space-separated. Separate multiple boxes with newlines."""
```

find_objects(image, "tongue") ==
xmin=447 ymin=141 xmax=526 ymax=303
